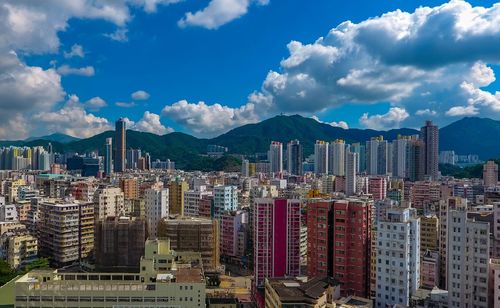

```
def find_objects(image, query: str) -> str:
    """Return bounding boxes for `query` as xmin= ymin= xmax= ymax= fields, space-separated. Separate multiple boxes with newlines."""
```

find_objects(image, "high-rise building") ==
xmin=268 ymin=141 xmax=283 ymax=174
xmin=328 ymin=139 xmax=345 ymax=176
xmin=184 ymin=187 xmax=211 ymax=217
xmin=366 ymin=136 xmax=388 ymax=175
xmin=368 ymin=177 xmax=387 ymax=201
xmin=351 ymin=143 xmax=366 ymax=173
xmin=94 ymin=216 xmax=146 ymax=272
xmin=314 ymin=140 xmax=329 ymax=175
xmin=39 ymin=200 xmax=94 ymax=266
xmin=241 ymin=159 xmax=250 ymax=177
xmin=94 ymin=186 xmax=125 ymax=220
xmin=287 ymin=139 xmax=303 ymax=176
xmin=213 ymin=185 xmax=238 ymax=219
xmin=104 ymin=137 xmax=112 ymax=176
xmin=145 ymin=188 xmax=169 ymax=238
xmin=220 ymin=210 xmax=248 ymax=260
xmin=253 ymin=198 xmax=301 ymax=287
xmin=114 ymin=118 xmax=126 ymax=173
xmin=375 ymin=207 xmax=420 ymax=307
xmin=120 ymin=178 xmax=139 ymax=200
xmin=420 ymin=120 xmax=439 ymax=180
xmin=447 ymin=208 xmax=490 ymax=307
xmin=345 ymin=152 xmax=358 ymax=196
xmin=168 ymin=178 xmax=188 ymax=216
xmin=307 ymin=200 xmax=332 ymax=278
xmin=483 ymin=160 xmax=499 ymax=188
xmin=392 ymin=136 xmax=408 ymax=178
xmin=406 ymin=138 xmax=425 ymax=182
xmin=420 ymin=215 xmax=439 ymax=253
xmin=158 ymin=216 xmax=220 ymax=270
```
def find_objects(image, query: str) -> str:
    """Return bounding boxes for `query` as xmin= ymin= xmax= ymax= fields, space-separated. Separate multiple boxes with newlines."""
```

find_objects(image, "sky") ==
xmin=1 ymin=0 xmax=500 ymax=139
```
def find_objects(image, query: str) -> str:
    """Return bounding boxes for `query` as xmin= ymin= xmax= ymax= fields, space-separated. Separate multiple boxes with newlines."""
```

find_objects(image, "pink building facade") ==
xmin=221 ymin=210 xmax=248 ymax=259
xmin=421 ymin=250 xmax=439 ymax=289
xmin=368 ymin=177 xmax=387 ymax=201
xmin=253 ymin=198 xmax=301 ymax=287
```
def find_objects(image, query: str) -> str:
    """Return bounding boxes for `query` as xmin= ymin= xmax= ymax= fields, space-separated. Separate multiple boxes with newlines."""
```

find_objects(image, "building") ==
xmin=14 ymin=239 xmax=206 ymax=308
xmin=483 ymin=160 xmax=498 ymax=188
xmin=489 ymin=258 xmax=500 ymax=308
xmin=144 ymin=188 xmax=168 ymax=238
xmin=114 ymin=118 xmax=126 ymax=173
xmin=168 ymin=178 xmax=188 ymax=216
xmin=268 ymin=141 xmax=283 ymax=174
xmin=220 ymin=210 xmax=248 ymax=261
xmin=242 ymin=159 xmax=250 ymax=177
xmin=420 ymin=120 xmax=439 ymax=180
xmin=392 ymin=136 xmax=408 ymax=178
xmin=446 ymin=208 xmax=489 ymax=307
xmin=420 ymin=250 xmax=439 ymax=289
xmin=375 ymin=207 xmax=420 ymax=307
xmin=120 ymin=178 xmax=139 ymax=200
xmin=104 ymin=137 xmax=112 ymax=176
xmin=368 ymin=177 xmax=386 ymax=201
xmin=94 ymin=186 xmax=125 ymax=220
xmin=366 ymin=136 xmax=388 ymax=176
xmin=253 ymin=198 xmax=301 ymax=287
xmin=345 ymin=152 xmax=358 ymax=196
xmin=4 ymin=231 xmax=38 ymax=269
xmin=329 ymin=139 xmax=345 ymax=176
xmin=307 ymin=200 xmax=332 ymax=277
xmin=0 ymin=203 xmax=18 ymax=221
xmin=420 ymin=215 xmax=439 ymax=253
xmin=264 ymin=277 xmax=340 ymax=308
xmin=287 ymin=139 xmax=303 ymax=176
xmin=214 ymin=185 xmax=238 ymax=219
xmin=158 ymin=216 xmax=220 ymax=270
xmin=94 ymin=216 xmax=146 ymax=272
xmin=184 ymin=187 xmax=211 ymax=217
xmin=351 ymin=143 xmax=366 ymax=173
xmin=314 ymin=140 xmax=329 ymax=175
xmin=38 ymin=200 xmax=94 ymax=266
xmin=406 ymin=138 xmax=426 ymax=182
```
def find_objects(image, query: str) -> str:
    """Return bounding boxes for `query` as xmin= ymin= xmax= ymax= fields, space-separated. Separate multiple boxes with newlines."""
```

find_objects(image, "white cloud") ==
xmin=84 ymin=97 xmax=107 ymax=111
xmin=57 ymin=65 xmax=95 ymax=76
xmin=131 ymin=90 xmax=150 ymax=100
xmin=63 ymin=44 xmax=84 ymax=58
xmin=359 ymin=107 xmax=409 ymax=130
xmin=162 ymin=100 xmax=258 ymax=136
xmin=415 ymin=109 xmax=437 ymax=116
xmin=178 ymin=0 xmax=269 ymax=29
xmin=115 ymin=101 xmax=136 ymax=108
xmin=311 ymin=116 xmax=349 ymax=129
xmin=445 ymin=105 xmax=479 ymax=116
xmin=134 ymin=111 xmax=173 ymax=134
xmin=104 ymin=28 xmax=129 ymax=42
xmin=32 ymin=95 xmax=112 ymax=138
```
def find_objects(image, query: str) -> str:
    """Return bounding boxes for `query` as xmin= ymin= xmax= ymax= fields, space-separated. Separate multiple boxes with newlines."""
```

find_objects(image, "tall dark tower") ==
xmin=287 ymin=139 xmax=303 ymax=176
xmin=114 ymin=118 xmax=126 ymax=173
xmin=420 ymin=120 xmax=439 ymax=180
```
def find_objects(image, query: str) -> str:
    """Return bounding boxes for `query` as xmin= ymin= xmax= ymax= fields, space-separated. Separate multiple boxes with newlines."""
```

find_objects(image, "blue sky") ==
xmin=1 ymin=0 xmax=500 ymax=139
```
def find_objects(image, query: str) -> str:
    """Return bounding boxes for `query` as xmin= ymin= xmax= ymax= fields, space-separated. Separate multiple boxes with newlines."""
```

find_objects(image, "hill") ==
xmin=25 ymin=133 xmax=80 ymax=143
xmin=1 ymin=115 xmax=499 ymax=170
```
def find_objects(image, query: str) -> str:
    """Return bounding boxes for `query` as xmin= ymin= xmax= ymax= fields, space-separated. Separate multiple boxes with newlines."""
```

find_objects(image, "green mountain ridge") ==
xmin=0 ymin=115 xmax=498 ymax=170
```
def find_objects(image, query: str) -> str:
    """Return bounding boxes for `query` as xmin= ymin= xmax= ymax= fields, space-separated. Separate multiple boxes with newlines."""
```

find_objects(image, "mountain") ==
xmin=439 ymin=117 xmax=500 ymax=159
xmin=25 ymin=133 xmax=80 ymax=143
xmin=0 ymin=115 xmax=498 ymax=170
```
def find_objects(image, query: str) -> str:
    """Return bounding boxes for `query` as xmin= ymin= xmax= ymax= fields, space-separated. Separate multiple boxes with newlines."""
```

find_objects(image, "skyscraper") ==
xmin=345 ymin=151 xmax=358 ymax=196
xmin=268 ymin=141 xmax=283 ymax=174
xmin=328 ymin=139 xmax=345 ymax=176
xmin=145 ymin=188 xmax=169 ymax=238
xmin=314 ymin=140 xmax=329 ymax=175
xmin=420 ymin=120 xmax=439 ymax=180
xmin=104 ymin=137 xmax=112 ymax=176
xmin=406 ymin=138 xmax=425 ymax=182
xmin=253 ymin=198 xmax=301 ymax=287
xmin=483 ymin=160 xmax=498 ymax=188
xmin=287 ymin=139 xmax=303 ymax=176
xmin=114 ymin=118 xmax=126 ymax=173
xmin=366 ymin=136 xmax=388 ymax=175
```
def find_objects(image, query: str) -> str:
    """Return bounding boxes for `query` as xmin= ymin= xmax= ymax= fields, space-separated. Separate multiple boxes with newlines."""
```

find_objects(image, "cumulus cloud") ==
xmin=32 ymin=95 xmax=112 ymax=138
xmin=359 ymin=107 xmax=409 ymax=130
xmin=178 ymin=0 xmax=269 ymax=29
xmin=134 ymin=111 xmax=173 ymax=134
xmin=63 ymin=44 xmax=84 ymax=58
xmin=57 ymin=65 xmax=95 ymax=76
xmin=311 ymin=116 xmax=349 ymax=129
xmin=445 ymin=105 xmax=479 ymax=116
xmin=84 ymin=97 xmax=107 ymax=111
xmin=235 ymin=1 xmax=500 ymax=129
xmin=162 ymin=100 xmax=258 ymax=136
xmin=115 ymin=101 xmax=137 ymax=108
xmin=131 ymin=90 xmax=150 ymax=100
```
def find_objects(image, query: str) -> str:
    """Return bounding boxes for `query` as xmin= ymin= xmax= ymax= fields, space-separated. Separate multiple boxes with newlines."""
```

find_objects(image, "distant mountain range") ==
xmin=0 ymin=115 xmax=498 ymax=170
